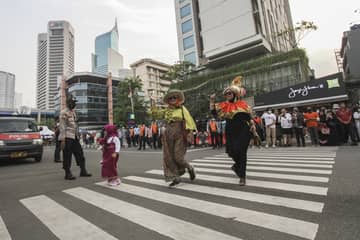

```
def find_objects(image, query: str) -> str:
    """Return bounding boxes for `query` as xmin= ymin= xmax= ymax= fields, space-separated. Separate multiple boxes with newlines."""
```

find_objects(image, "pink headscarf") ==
xmin=104 ymin=124 xmax=118 ymax=138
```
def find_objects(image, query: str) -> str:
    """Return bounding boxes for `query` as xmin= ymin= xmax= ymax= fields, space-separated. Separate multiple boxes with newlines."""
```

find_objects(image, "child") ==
xmin=99 ymin=124 xmax=121 ymax=186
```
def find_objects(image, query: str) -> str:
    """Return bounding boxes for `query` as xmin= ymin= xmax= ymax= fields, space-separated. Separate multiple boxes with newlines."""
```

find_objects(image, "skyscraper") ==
xmin=174 ymin=0 xmax=295 ymax=67
xmin=0 ymin=71 xmax=15 ymax=108
xmin=36 ymin=20 xmax=75 ymax=110
xmin=92 ymin=19 xmax=124 ymax=77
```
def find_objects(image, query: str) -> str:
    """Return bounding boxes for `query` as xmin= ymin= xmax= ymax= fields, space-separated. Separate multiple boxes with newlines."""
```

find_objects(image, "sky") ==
xmin=0 ymin=0 xmax=359 ymax=108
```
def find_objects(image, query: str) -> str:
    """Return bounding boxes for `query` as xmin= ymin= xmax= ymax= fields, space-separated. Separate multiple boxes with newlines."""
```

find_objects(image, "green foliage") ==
xmin=162 ymin=61 xmax=195 ymax=81
xmin=172 ymin=49 xmax=309 ymax=119
xmin=113 ymin=76 xmax=147 ymax=125
xmin=276 ymin=20 xmax=318 ymax=48
xmin=171 ymin=48 xmax=308 ymax=92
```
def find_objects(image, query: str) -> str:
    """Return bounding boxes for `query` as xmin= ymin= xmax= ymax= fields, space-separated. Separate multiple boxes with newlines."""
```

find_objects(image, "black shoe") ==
xmin=80 ymin=171 xmax=92 ymax=177
xmin=239 ymin=178 xmax=246 ymax=186
xmin=54 ymin=159 xmax=62 ymax=163
xmin=188 ymin=167 xmax=196 ymax=181
xmin=168 ymin=178 xmax=181 ymax=188
xmin=65 ymin=173 xmax=76 ymax=180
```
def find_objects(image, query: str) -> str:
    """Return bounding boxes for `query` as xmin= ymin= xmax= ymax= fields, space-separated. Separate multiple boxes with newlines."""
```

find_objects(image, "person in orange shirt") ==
xmin=138 ymin=123 xmax=146 ymax=150
xmin=129 ymin=127 xmax=135 ymax=147
xmin=303 ymin=107 xmax=319 ymax=146
xmin=151 ymin=121 xmax=159 ymax=149
xmin=207 ymin=118 xmax=219 ymax=149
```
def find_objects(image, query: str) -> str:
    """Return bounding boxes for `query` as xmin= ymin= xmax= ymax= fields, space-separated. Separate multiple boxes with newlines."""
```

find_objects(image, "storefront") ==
xmin=254 ymin=73 xmax=348 ymax=111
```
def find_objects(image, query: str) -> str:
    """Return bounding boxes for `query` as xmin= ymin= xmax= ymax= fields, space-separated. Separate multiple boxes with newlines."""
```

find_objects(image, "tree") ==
xmin=276 ymin=20 xmax=318 ymax=48
xmin=163 ymin=61 xmax=195 ymax=82
xmin=113 ymin=76 xmax=146 ymax=125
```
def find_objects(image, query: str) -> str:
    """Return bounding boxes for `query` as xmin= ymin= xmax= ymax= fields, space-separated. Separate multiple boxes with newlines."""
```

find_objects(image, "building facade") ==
xmin=56 ymin=72 xmax=122 ymax=129
xmin=92 ymin=20 xmax=124 ymax=77
xmin=0 ymin=71 xmax=15 ymax=108
xmin=340 ymin=24 xmax=360 ymax=84
xmin=36 ymin=21 xmax=75 ymax=110
xmin=174 ymin=0 xmax=295 ymax=67
xmin=130 ymin=58 xmax=171 ymax=104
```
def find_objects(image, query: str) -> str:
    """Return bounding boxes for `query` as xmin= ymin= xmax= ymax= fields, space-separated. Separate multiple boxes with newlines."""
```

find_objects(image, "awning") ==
xmin=253 ymin=95 xmax=348 ymax=111
xmin=254 ymin=73 xmax=348 ymax=111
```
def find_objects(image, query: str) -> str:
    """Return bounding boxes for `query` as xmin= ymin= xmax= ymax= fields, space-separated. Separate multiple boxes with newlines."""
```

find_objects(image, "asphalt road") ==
xmin=0 ymin=145 xmax=359 ymax=240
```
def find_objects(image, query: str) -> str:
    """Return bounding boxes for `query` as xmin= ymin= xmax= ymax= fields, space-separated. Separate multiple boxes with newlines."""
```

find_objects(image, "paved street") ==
xmin=0 ymin=145 xmax=360 ymax=240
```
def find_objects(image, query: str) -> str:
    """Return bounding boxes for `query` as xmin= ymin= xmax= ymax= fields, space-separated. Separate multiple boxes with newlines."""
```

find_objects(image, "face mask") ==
xmin=268 ymin=111 xmax=271 ymax=114
xmin=68 ymin=101 xmax=76 ymax=109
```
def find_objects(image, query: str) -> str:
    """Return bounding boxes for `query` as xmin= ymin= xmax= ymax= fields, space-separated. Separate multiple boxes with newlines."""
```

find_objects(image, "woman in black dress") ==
xmin=209 ymin=76 xmax=255 ymax=186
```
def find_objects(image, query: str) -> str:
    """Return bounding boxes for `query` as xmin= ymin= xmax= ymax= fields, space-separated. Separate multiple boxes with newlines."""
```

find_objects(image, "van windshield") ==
xmin=0 ymin=119 xmax=38 ymax=133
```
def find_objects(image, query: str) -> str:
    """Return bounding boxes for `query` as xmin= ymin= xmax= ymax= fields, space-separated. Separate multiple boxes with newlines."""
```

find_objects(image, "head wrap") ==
xmin=223 ymin=76 xmax=246 ymax=98
xmin=104 ymin=124 xmax=118 ymax=138
xmin=163 ymin=89 xmax=185 ymax=105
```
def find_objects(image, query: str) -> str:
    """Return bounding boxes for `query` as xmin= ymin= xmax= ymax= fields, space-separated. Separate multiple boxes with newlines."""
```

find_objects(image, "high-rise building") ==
xmin=92 ymin=19 xmax=124 ymax=77
xmin=174 ymin=0 xmax=295 ymax=67
xmin=130 ymin=58 xmax=171 ymax=103
xmin=14 ymin=92 xmax=23 ymax=108
xmin=0 ymin=71 xmax=15 ymax=108
xmin=36 ymin=20 xmax=75 ymax=110
xmin=340 ymin=24 xmax=360 ymax=83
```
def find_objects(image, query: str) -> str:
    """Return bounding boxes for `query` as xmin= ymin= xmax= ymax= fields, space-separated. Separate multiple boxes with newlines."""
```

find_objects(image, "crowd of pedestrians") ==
xmin=254 ymin=102 xmax=360 ymax=148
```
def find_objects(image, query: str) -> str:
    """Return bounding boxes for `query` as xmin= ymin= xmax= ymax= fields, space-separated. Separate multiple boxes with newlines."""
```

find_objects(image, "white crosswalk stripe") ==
xmin=0 ymin=215 xmax=11 ymax=240
xmin=9 ymin=149 xmax=336 ymax=240
xmin=191 ymin=163 xmax=333 ymax=174
xmin=191 ymin=167 xmax=330 ymax=182
xmin=64 ymin=187 xmax=241 ymax=240
xmin=204 ymin=157 xmax=335 ymax=164
xmin=146 ymin=170 xmax=328 ymax=195
xmin=20 ymin=195 xmax=118 ymax=240
xmin=95 ymin=181 xmax=318 ymax=240
xmin=122 ymin=176 xmax=324 ymax=212
xmin=194 ymin=159 xmax=334 ymax=168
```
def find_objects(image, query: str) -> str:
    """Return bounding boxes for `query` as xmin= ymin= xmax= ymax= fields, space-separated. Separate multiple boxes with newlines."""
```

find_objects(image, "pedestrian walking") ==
xmin=99 ymin=124 xmax=121 ymax=186
xmin=150 ymin=90 xmax=197 ymax=187
xmin=210 ymin=76 xmax=255 ymax=186
xmin=59 ymin=95 xmax=92 ymax=180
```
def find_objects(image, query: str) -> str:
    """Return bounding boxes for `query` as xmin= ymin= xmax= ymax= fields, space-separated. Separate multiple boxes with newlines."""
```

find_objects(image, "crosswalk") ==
xmin=1 ymin=147 xmax=338 ymax=240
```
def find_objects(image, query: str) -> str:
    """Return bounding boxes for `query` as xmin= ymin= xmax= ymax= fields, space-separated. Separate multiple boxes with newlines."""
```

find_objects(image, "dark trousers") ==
xmin=210 ymin=132 xmax=218 ymax=147
xmin=218 ymin=132 xmax=223 ymax=147
xmin=126 ymin=136 xmax=131 ymax=147
xmin=339 ymin=123 xmax=358 ymax=144
xmin=308 ymin=127 xmax=319 ymax=145
xmin=54 ymin=139 xmax=61 ymax=161
xmin=232 ymin=134 xmax=250 ymax=179
xmin=63 ymin=138 xmax=86 ymax=173
xmin=152 ymin=134 xmax=158 ymax=149
xmin=295 ymin=128 xmax=305 ymax=146
xmin=138 ymin=136 xmax=146 ymax=150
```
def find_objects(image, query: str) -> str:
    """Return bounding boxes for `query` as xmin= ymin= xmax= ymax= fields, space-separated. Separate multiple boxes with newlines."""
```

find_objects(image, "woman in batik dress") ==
xmin=150 ymin=89 xmax=197 ymax=187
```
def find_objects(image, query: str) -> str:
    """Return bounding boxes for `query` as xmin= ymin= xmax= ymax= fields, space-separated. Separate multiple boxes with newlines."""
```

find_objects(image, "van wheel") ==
xmin=35 ymin=155 xmax=42 ymax=162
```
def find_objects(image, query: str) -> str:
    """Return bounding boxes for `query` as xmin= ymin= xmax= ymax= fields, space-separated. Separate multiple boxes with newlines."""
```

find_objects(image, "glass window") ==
xmin=181 ymin=19 xmax=193 ymax=34
xmin=179 ymin=0 xmax=185 ymax=3
xmin=183 ymin=35 xmax=194 ymax=50
xmin=180 ymin=4 xmax=191 ymax=18
xmin=184 ymin=51 xmax=196 ymax=65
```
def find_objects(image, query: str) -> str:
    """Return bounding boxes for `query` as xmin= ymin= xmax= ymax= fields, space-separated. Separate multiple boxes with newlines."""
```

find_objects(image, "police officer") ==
xmin=59 ymin=94 xmax=92 ymax=180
